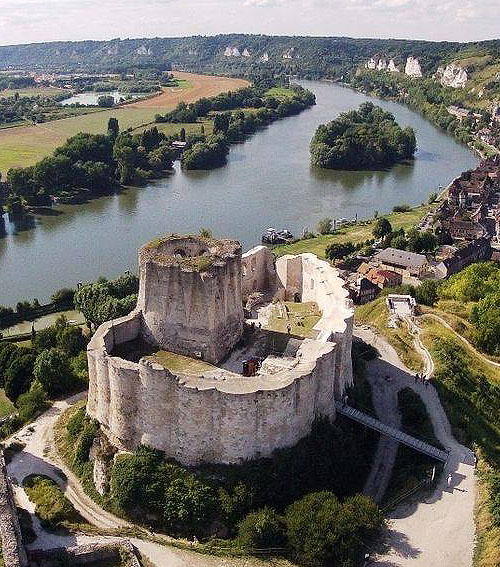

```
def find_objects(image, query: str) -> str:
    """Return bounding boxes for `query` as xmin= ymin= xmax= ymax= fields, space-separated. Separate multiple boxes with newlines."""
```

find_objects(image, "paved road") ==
xmin=356 ymin=326 xmax=476 ymax=567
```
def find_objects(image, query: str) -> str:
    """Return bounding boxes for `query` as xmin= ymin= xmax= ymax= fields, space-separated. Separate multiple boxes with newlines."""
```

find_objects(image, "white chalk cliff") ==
xmin=435 ymin=63 xmax=468 ymax=88
xmin=388 ymin=59 xmax=399 ymax=73
xmin=405 ymin=56 xmax=423 ymax=78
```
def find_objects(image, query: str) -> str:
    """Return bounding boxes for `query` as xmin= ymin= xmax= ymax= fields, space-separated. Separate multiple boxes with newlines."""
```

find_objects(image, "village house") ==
xmin=348 ymin=276 xmax=380 ymax=304
xmin=365 ymin=267 xmax=402 ymax=289
xmin=434 ymin=237 xmax=492 ymax=279
xmin=447 ymin=105 xmax=472 ymax=121
xmin=372 ymin=247 xmax=429 ymax=279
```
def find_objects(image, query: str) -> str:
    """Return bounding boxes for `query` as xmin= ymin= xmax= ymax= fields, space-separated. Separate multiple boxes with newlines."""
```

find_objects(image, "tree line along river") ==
xmin=0 ymin=80 xmax=478 ymax=306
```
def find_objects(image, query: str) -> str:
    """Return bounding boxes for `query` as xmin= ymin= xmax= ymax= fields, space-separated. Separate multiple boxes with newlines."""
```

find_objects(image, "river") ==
xmin=0 ymin=81 xmax=478 ymax=306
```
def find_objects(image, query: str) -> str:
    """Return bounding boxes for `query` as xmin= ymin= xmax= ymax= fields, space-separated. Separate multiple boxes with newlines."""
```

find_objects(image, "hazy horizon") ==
xmin=0 ymin=0 xmax=497 ymax=47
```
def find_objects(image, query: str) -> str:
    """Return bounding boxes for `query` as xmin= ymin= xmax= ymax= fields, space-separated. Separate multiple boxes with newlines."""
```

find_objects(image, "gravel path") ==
xmin=356 ymin=325 xmax=476 ymax=567
xmin=6 ymin=393 xmax=290 ymax=567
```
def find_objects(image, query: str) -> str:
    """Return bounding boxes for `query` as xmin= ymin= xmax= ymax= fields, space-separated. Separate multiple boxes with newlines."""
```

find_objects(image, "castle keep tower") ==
xmin=137 ymin=235 xmax=244 ymax=364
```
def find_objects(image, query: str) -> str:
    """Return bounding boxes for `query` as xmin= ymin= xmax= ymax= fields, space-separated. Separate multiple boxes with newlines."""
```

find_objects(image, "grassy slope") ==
xmin=355 ymin=299 xmax=424 ymax=372
xmin=273 ymin=204 xmax=433 ymax=258
xmin=0 ymin=390 xmax=14 ymax=419
xmin=421 ymin=319 xmax=500 ymax=567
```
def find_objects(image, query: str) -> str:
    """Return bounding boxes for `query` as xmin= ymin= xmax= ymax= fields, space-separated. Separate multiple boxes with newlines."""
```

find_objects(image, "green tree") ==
xmin=325 ymin=241 xmax=355 ymax=260
xmin=16 ymin=380 xmax=48 ymax=422
xmin=107 ymin=117 xmax=120 ymax=140
xmin=57 ymin=326 xmax=87 ymax=357
xmin=373 ymin=218 xmax=392 ymax=238
xmin=414 ymin=280 xmax=440 ymax=306
xmin=33 ymin=348 xmax=73 ymax=397
xmin=285 ymin=491 xmax=383 ymax=567
xmin=237 ymin=507 xmax=286 ymax=550
xmin=4 ymin=352 xmax=36 ymax=402
xmin=317 ymin=217 xmax=333 ymax=235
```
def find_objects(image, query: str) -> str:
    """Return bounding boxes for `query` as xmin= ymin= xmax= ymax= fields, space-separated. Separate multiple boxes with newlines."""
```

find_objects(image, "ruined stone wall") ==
xmin=275 ymin=253 xmax=354 ymax=394
xmin=0 ymin=453 xmax=27 ymax=567
xmin=88 ymin=316 xmax=337 ymax=465
xmin=138 ymin=250 xmax=243 ymax=364
xmin=242 ymin=246 xmax=277 ymax=299
xmin=88 ymin=248 xmax=354 ymax=467
xmin=28 ymin=541 xmax=140 ymax=567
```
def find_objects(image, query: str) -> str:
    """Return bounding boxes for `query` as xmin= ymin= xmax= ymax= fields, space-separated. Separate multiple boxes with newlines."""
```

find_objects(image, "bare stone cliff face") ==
xmin=405 ymin=56 xmax=423 ymax=78
xmin=435 ymin=63 xmax=468 ymax=88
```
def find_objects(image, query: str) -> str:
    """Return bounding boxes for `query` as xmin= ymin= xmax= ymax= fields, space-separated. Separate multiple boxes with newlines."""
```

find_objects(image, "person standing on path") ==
xmin=447 ymin=473 xmax=453 ymax=490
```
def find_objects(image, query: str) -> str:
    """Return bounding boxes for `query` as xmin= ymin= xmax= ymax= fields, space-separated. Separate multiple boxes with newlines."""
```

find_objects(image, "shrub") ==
xmin=16 ymin=380 xmax=49 ymax=422
xmin=50 ymin=288 xmax=75 ymax=306
xmin=24 ymin=475 xmax=77 ymax=529
xmin=237 ymin=507 xmax=286 ymax=550
xmin=66 ymin=406 xmax=86 ymax=439
xmin=393 ymin=203 xmax=411 ymax=212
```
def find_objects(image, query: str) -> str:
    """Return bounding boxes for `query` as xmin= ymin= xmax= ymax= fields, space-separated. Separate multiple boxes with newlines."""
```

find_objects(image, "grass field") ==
xmin=0 ymin=87 xmax=68 ymax=99
xmin=133 ymin=118 xmax=214 ymax=137
xmin=266 ymin=86 xmax=296 ymax=100
xmin=421 ymin=319 xmax=500 ymax=567
xmin=0 ymin=71 xmax=249 ymax=172
xmin=273 ymin=204 xmax=434 ymax=258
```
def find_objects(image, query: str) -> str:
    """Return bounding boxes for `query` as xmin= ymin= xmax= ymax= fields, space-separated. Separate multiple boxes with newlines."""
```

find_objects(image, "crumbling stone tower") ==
xmin=137 ymin=235 xmax=244 ymax=364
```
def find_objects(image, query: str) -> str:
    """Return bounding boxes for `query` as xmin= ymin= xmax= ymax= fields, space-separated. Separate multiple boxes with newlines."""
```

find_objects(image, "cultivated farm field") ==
xmin=0 ymin=71 xmax=249 ymax=172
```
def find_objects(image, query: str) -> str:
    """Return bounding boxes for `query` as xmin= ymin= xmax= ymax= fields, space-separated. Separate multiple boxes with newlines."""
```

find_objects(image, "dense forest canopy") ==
xmin=310 ymin=102 xmax=416 ymax=170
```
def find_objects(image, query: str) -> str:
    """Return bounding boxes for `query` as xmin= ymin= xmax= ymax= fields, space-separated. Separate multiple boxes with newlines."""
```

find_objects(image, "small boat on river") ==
xmin=262 ymin=227 xmax=294 ymax=244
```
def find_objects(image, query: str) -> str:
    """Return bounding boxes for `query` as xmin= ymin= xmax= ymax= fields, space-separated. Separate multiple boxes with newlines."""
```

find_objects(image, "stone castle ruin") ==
xmin=87 ymin=235 xmax=354 ymax=467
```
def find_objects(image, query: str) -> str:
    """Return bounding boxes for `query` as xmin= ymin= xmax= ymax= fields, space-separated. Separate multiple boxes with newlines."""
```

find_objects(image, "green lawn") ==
xmin=273 ymin=204 xmax=433 ymax=258
xmin=266 ymin=301 xmax=321 ymax=338
xmin=133 ymin=118 xmax=213 ymax=137
xmin=356 ymin=299 xmax=424 ymax=372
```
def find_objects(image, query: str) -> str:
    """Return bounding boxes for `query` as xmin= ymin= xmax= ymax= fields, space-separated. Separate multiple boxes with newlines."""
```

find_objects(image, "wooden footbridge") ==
xmin=335 ymin=401 xmax=449 ymax=462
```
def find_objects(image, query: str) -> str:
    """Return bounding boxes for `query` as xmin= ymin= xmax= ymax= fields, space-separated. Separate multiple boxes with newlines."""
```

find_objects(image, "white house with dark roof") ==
xmin=373 ymin=247 xmax=428 ymax=279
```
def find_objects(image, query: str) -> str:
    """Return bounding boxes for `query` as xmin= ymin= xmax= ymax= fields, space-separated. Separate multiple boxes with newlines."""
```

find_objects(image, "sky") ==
xmin=0 ymin=0 xmax=497 ymax=46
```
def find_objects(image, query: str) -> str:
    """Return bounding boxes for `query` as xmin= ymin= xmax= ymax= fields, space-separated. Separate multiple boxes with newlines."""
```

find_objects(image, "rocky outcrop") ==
xmin=89 ymin=434 xmax=117 ymax=496
xmin=366 ymin=58 xmax=377 ymax=70
xmin=435 ymin=63 xmax=468 ymax=88
xmin=224 ymin=46 xmax=241 ymax=57
xmin=365 ymin=58 xmax=399 ymax=73
xmin=405 ymin=56 xmax=422 ymax=78
xmin=136 ymin=45 xmax=152 ymax=56
xmin=388 ymin=59 xmax=399 ymax=73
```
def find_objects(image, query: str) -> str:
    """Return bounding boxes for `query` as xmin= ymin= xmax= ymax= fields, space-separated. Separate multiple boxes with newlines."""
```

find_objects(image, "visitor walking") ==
xmin=447 ymin=473 xmax=453 ymax=489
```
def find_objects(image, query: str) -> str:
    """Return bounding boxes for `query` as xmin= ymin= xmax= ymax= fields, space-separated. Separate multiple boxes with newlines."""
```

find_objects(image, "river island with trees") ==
xmin=310 ymin=102 xmax=416 ymax=170
xmin=0 ymin=80 xmax=315 ymax=215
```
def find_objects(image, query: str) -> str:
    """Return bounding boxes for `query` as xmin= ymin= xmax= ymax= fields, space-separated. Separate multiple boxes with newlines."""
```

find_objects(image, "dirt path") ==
xmin=6 ymin=394 xmax=289 ymax=567
xmin=356 ymin=326 xmax=476 ymax=567
xmin=423 ymin=312 xmax=500 ymax=368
